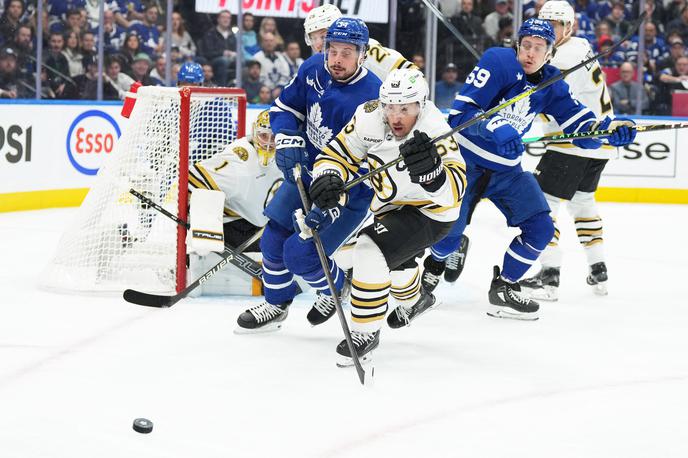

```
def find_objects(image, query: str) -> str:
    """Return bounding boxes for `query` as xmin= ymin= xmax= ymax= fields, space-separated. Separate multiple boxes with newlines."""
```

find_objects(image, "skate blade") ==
xmin=336 ymin=352 xmax=373 ymax=368
xmin=592 ymin=282 xmax=608 ymax=296
xmin=487 ymin=306 xmax=539 ymax=321
xmin=522 ymin=286 xmax=558 ymax=302
xmin=233 ymin=322 xmax=284 ymax=335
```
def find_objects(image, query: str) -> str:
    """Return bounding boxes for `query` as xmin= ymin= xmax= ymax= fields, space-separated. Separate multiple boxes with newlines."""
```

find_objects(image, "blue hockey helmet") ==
xmin=518 ymin=18 xmax=556 ymax=46
xmin=325 ymin=17 xmax=369 ymax=51
xmin=177 ymin=61 xmax=204 ymax=85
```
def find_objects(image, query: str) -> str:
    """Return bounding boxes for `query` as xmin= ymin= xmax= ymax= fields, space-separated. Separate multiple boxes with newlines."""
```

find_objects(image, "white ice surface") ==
xmin=1 ymin=202 xmax=687 ymax=458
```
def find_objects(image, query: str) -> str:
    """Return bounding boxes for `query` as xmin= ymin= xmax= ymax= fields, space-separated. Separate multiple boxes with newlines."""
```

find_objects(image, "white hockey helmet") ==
xmin=379 ymin=68 xmax=429 ymax=111
xmin=304 ymin=4 xmax=342 ymax=46
xmin=539 ymin=1 xmax=575 ymax=24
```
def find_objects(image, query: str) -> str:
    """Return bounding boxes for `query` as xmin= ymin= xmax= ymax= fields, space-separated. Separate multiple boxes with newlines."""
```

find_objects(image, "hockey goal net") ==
xmin=42 ymin=86 xmax=247 ymax=294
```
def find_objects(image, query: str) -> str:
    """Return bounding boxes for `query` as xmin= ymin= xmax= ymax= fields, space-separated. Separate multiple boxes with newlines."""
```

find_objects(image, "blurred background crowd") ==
xmin=0 ymin=0 xmax=686 ymax=115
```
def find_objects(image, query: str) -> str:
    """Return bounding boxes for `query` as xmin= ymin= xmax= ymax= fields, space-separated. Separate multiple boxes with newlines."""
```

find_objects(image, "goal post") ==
xmin=42 ymin=86 xmax=247 ymax=294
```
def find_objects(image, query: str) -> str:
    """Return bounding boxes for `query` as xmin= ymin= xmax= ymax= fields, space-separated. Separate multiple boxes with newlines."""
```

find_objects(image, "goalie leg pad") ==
xmin=187 ymin=189 xmax=226 ymax=256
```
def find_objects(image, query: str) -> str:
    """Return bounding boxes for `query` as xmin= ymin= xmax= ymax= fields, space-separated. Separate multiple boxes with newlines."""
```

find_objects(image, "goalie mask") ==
xmin=252 ymin=110 xmax=275 ymax=167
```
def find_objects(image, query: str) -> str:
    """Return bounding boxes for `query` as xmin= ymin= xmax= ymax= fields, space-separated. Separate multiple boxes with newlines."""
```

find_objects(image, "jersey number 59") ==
xmin=465 ymin=67 xmax=491 ymax=88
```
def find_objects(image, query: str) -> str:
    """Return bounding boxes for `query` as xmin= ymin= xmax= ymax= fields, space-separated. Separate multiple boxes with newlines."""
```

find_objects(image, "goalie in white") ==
xmin=186 ymin=109 xmax=283 ymax=294
xmin=520 ymin=1 xmax=635 ymax=300
xmin=306 ymin=69 xmax=466 ymax=365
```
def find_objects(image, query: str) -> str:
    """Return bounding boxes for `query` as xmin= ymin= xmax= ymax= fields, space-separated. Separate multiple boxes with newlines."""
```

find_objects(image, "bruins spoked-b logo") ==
xmin=233 ymin=146 xmax=249 ymax=161
xmin=368 ymin=153 xmax=397 ymax=203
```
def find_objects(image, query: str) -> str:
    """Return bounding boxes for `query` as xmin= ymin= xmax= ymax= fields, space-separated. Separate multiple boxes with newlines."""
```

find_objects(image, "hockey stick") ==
xmin=123 ymin=226 xmax=263 ymax=307
xmin=293 ymin=165 xmax=369 ymax=386
xmin=128 ymin=188 xmax=264 ymax=281
xmin=420 ymin=0 xmax=481 ymax=60
xmin=343 ymin=12 xmax=647 ymax=191
xmin=522 ymin=122 xmax=688 ymax=144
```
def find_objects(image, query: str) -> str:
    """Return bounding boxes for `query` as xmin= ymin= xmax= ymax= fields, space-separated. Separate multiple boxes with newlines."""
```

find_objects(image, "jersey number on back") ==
xmin=465 ymin=67 xmax=491 ymax=88
xmin=591 ymin=66 xmax=613 ymax=115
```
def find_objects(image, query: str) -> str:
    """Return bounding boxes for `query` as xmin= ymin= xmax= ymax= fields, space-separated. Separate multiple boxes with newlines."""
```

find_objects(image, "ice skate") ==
xmin=519 ymin=266 xmax=560 ymax=302
xmin=421 ymin=255 xmax=445 ymax=293
xmin=235 ymin=301 xmax=290 ymax=333
xmin=586 ymin=262 xmax=608 ymax=296
xmin=336 ymin=330 xmax=380 ymax=367
xmin=387 ymin=287 xmax=438 ymax=329
xmin=487 ymin=266 xmax=539 ymax=321
xmin=306 ymin=270 xmax=351 ymax=326
xmin=444 ymin=235 xmax=470 ymax=283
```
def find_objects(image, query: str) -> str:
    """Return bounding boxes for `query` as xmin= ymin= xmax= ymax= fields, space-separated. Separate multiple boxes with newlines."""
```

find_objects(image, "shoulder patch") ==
xmin=233 ymin=146 xmax=249 ymax=162
xmin=364 ymin=99 xmax=379 ymax=113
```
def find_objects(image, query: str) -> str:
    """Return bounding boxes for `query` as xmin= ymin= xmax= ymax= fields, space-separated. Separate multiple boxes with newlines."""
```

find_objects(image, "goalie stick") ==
xmin=343 ymin=12 xmax=647 ymax=192
xmin=293 ymin=165 xmax=370 ymax=386
xmin=123 ymin=189 xmax=293 ymax=308
xmin=521 ymin=122 xmax=688 ymax=144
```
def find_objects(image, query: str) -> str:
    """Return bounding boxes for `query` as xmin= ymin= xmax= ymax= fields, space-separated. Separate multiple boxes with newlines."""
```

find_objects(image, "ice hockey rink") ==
xmin=1 ymin=200 xmax=687 ymax=458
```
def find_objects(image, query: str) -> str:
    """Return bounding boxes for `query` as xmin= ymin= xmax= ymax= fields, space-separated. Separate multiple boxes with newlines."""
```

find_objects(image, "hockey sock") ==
xmin=351 ymin=234 xmax=391 ymax=333
xmin=301 ymin=257 xmax=345 ymax=296
xmin=502 ymin=212 xmax=553 ymax=283
xmin=390 ymin=266 xmax=421 ymax=308
xmin=569 ymin=191 xmax=605 ymax=265
xmin=262 ymin=257 xmax=297 ymax=305
xmin=538 ymin=193 xmax=562 ymax=268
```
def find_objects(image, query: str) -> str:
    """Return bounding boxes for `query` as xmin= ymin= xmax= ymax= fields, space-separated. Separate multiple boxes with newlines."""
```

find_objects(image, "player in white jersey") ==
xmin=304 ymin=69 xmax=466 ymax=365
xmin=520 ymin=1 xmax=634 ymax=300
xmin=187 ymin=110 xmax=282 ymax=293
xmin=303 ymin=3 xmax=417 ymax=80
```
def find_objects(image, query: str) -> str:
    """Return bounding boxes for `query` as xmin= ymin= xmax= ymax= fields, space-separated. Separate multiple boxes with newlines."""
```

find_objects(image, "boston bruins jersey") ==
xmin=313 ymin=100 xmax=466 ymax=223
xmin=189 ymin=137 xmax=283 ymax=227
xmin=539 ymin=36 xmax=616 ymax=159
xmin=364 ymin=38 xmax=418 ymax=81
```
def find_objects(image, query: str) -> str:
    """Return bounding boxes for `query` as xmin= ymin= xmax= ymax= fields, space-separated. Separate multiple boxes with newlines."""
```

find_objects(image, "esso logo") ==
xmin=66 ymin=110 xmax=121 ymax=176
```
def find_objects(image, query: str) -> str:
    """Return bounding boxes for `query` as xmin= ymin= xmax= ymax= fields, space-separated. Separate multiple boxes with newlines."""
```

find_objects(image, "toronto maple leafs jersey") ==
xmin=189 ymin=137 xmax=283 ymax=227
xmin=364 ymin=38 xmax=418 ymax=81
xmin=449 ymin=47 xmax=598 ymax=171
xmin=537 ymin=37 xmax=617 ymax=160
xmin=313 ymin=100 xmax=467 ymax=223
xmin=269 ymin=53 xmax=382 ymax=171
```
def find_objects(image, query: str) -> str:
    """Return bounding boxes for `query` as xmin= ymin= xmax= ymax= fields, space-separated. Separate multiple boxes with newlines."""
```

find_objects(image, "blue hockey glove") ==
xmin=476 ymin=116 xmax=524 ymax=159
xmin=292 ymin=206 xmax=341 ymax=242
xmin=599 ymin=116 xmax=637 ymax=146
xmin=399 ymin=130 xmax=446 ymax=191
xmin=310 ymin=170 xmax=346 ymax=210
xmin=275 ymin=130 xmax=308 ymax=183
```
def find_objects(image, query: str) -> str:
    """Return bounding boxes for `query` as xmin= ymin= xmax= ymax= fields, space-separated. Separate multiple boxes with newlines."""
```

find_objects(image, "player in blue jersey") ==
xmin=235 ymin=18 xmax=381 ymax=333
xmin=417 ymin=18 xmax=636 ymax=320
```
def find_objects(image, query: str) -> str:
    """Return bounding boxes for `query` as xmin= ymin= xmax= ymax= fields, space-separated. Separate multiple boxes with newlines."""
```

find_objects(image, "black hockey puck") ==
xmin=132 ymin=418 xmax=153 ymax=434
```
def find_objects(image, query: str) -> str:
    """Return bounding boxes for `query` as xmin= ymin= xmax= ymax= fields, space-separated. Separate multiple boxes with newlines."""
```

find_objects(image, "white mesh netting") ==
xmin=42 ymin=86 xmax=243 ymax=294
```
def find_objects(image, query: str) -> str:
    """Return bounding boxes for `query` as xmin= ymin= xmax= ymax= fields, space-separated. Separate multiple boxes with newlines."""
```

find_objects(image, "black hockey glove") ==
xmin=309 ymin=170 xmax=345 ymax=210
xmin=399 ymin=130 xmax=446 ymax=191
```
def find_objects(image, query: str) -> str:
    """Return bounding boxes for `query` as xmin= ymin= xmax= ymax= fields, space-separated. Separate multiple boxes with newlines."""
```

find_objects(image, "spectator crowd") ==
xmin=1 ymin=0 xmax=687 ymax=114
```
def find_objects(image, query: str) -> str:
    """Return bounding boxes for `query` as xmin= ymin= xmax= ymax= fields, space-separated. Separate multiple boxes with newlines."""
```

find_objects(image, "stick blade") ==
xmin=123 ymin=289 xmax=176 ymax=308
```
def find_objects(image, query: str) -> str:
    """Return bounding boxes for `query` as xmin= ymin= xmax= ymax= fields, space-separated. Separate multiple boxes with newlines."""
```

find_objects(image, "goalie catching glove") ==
xmin=399 ymin=130 xmax=447 ymax=192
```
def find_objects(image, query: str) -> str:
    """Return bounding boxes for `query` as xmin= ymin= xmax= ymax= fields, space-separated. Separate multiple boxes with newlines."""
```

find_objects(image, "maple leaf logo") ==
xmin=306 ymin=102 xmax=333 ymax=150
xmin=497 ymin=97 xmax=537 ymax=134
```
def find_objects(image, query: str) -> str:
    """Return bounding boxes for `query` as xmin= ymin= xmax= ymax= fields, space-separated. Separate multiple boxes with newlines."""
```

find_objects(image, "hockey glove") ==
xmin=476 ymin=116 xmax=524 ymax=159
xmin=275 ymin=130 xmax=308 ymax=183
xmin=293 ymin=206 xmax=341 ymax=241
xmin=309 ymin=170 xmax=346 ymax=210
xmin=399 ymin=130 xmax=446 ymax=191
xmin=599 ymin=116 xmax=637 ymax=146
